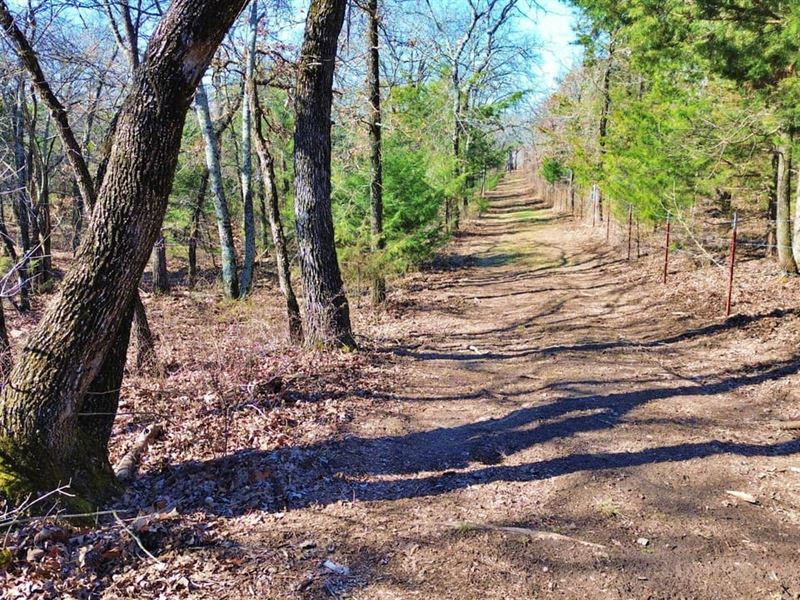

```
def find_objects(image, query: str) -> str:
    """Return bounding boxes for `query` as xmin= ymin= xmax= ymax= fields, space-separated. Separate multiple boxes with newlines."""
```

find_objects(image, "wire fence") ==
xmin=523 ymin=171 xmax=790 ymax=317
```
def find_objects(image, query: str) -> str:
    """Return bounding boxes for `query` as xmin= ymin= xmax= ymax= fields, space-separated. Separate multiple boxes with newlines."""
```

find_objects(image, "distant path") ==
xmin=254 ymin=173 xmax=800 ymax=600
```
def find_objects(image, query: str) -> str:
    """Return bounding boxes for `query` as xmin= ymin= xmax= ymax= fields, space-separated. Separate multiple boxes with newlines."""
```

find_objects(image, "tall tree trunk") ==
xmin=596 ymin=38 xmax=615 ymax=223
xmin=450 ymin=74 xmax=462 ymax=232
xmin=257 ymin=173 xmax=270 ymax=250
xmin=451 ymin=70 xmax=461 ymax=166
xmin=0 ymin=300 xmax=12 ymax=382
xmin=152 ymin=234 xmax=169 ymax=294
xmin=767 ymin=153 xmax=777 ymax=257
xmin=34 ymin=157 xmax=51 ymax=285
xmin=776 ymin=136 xmax=797 ymax=274
xmin=252 ymin=89 xmax=303 ymax=344
xmin=238 ymin=0 xmax=258 ymax=295
xmin=793 ymin=165 xmax=800 ymax=266
xmin=569 ymin=170 xmax=576 ymax=214
xmin=293 ymin=0 xmax=354 ymax=348
xmin=11 ymin=85 xmax=31 ymax=311
xmin=0 ymin=0 xmax=248 ymax=505
xmin=189 ymin=168 xmax=209 ymax=288
xmin=366 ymin=0 xmax=385 ymax=304
xmin=598 ymin=44 xmax=614 ymax=154
xmin=0 ymin=201 xmax=18 ymax=261
xmin=195 ymin=83 xmax=240 ymax=299
xmin=72 ymin=180 xmax=84 ymax=251
xmin=4 ymin=0 xmax=158 ymax=415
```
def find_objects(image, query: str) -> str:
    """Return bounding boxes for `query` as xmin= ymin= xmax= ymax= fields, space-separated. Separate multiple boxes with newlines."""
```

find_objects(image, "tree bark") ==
xmin=257 ymin=172 xmax=270 ymax=250
xmin=32 ymin=146 xmax=52 ymax=285
xmin=195 ymin=83 xmax=240 ymax=300
xmin=251 ymin=83 xmax=303 ymax=344
xmin=366 ymin=0 xmax=386 ymax=305
xmin=0 ymin=0 xmax=248 ymax=505
xmin=238 ymin=0 xmax=258 ymax=296
xmin=293 ymin=0 xmax=354 ymax=348
xmin=132 ymin=294 xmax=157 ymax=372
xmin=775 ymin=136 xmax=797 ymax=274
xmin=0 ymin=300 xmax=12 ymax=382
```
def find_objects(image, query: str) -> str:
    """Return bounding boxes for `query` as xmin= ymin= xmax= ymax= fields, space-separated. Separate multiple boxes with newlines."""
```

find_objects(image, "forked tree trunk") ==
xmin=775 ymin=137 xmax=797 ymax=274
xmin=196 ymin=83 xmax=240 ymax=299
xmin=251 ymin=84 xmax=303 ymax=344
xmin=366 ymin=0 xmax=385 ymax=305
xmin=3 ymin=0 xmax=160 ymax=422
xmin=0 ymin=0 xmax=247 ymax=505
xmin=293 ymin=0 xmax=354 ymax=348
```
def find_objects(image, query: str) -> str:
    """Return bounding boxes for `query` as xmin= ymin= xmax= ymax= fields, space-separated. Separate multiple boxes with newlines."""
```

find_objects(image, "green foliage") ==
xmin=331 ymin=76 xmax=517 ymax=281
xmin=541 ymin=157 xmax=567 ymax=184
xmin=536 ymin=0 xmax=789 ymax=227
xmin=333 ymin=124 xmax=448 ymax=276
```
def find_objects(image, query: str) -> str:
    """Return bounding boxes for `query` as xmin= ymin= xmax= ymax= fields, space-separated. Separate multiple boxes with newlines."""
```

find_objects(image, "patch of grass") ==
xmin=595 ymin=499 xmax=622 ymax=518
xmin=456 ymin=521 xmax=475 ymax=535
xmin=498 ymin=209 xmax=550 ymax=222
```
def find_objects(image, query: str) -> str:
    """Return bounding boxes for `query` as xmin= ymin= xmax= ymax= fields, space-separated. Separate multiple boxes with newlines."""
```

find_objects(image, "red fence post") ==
xmin=725 ymin=212 xmax=738 ymax=317
xmin=662 ymin=214 xmax=671 ymax=284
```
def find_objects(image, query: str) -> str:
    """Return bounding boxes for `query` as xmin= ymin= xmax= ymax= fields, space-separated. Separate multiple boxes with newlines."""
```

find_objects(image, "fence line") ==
xmin=523 ymin=171 xmax=789 ymax=316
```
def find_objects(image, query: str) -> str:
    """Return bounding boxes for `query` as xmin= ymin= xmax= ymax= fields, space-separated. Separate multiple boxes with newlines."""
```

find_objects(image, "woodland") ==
xmin=1 ymin=0 xmax=800 ymax=598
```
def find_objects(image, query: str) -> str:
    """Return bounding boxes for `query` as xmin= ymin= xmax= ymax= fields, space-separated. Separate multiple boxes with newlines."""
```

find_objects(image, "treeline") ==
xmin=0 ymin=0 xmax=527 ymax=508
xmin=533 ymin=0 xmax=800 ymax=272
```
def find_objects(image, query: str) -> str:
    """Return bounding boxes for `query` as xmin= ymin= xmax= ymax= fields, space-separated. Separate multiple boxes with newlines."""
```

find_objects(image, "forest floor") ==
xmin=6 ymin=173 xmax=800 ymax=599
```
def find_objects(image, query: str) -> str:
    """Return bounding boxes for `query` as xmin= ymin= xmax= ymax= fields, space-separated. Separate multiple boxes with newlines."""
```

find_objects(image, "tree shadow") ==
xmin=127 ymin=351 xmax=800 ymax=519
xmin=396 ymin=307 xmax=798 ymax=362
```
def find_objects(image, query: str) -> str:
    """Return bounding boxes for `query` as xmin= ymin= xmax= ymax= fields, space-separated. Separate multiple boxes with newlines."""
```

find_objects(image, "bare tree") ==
xmin=251 ymin=82 xmax=303 ymax=343
xmin=293 ymin=0 xmax=354 ymax=348
xmin=365 ymin=0 xmax=385 ymax=303
xmin=195 ymin=82 xmax=240 ymax=300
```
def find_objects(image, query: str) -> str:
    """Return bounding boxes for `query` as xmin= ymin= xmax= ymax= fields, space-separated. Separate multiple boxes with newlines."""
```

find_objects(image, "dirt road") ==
xmin=240 ymin=173 xmax=800 ymax=599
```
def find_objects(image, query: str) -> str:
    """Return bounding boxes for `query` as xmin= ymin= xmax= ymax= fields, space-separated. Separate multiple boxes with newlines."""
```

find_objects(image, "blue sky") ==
xmin=521 ymin=0 xmax=583 ymax=97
